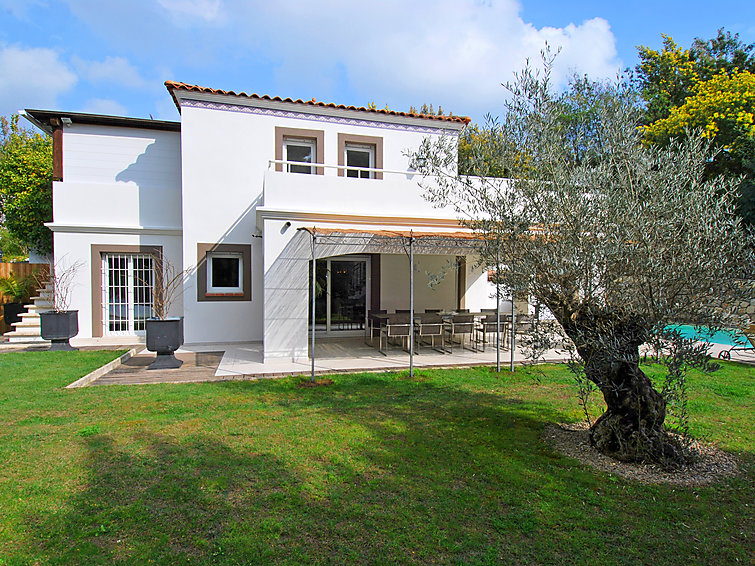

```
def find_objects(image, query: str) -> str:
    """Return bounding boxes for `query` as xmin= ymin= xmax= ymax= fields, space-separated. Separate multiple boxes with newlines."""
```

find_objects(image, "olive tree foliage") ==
xmin=412 ymin=60 xmax=755 ymax=466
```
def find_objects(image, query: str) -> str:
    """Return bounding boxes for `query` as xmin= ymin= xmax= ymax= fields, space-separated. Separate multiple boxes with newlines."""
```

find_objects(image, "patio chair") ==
xmin=424 ymin=308 xmax=441 ymax=313
xmin=717 ymin=324 xmax=755 ymax=360
xmin=444 ymin=314 xmax=476 ymax=352
xmin=395 ymin=309 xmax=411 ymax=314
xmin=474 ymin=314 xmax=509 ymax=352
xmin=378 ymin=314 xmax=411 ymax=355
xmin=366 ymin=309 xmax=387 ymax=343
xmin=515 ymin=314 xmax=534 ymax=333
xmin=416 ymin=314 xmax=445 ymax=352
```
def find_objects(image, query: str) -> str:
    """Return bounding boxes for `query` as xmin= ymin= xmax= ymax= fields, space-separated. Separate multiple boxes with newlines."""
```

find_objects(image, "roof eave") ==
xmin=165 ymin=81 xmax=470 ymax=130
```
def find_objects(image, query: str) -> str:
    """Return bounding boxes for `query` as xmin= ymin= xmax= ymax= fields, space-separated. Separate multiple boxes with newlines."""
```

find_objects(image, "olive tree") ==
xmin=413 ymin=62 xmax=754 ymax=465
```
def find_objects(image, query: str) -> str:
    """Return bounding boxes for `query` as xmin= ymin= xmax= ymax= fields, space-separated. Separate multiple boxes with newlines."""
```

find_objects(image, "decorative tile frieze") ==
xmin=181 ymin=98 xmax=449 ymax=135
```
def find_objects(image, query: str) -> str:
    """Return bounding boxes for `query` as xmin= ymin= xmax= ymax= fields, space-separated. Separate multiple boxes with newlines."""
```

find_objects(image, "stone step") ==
xmin=11 ymin=319 xmax=40 ymax=329
xmin=24 ymin=304 xmax=48 ymax=313
xmin=7 ymin=334 xmax=47 ymax=343
xmin=19 ymin=311 xmax=39 ymax=321
xmin=5 ymin=326 xmax=44 ymax=337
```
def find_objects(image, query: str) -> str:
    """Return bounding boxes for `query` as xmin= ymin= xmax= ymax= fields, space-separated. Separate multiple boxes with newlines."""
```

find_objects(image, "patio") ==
xmin=90 ymin=336 xmax=568 ymax=386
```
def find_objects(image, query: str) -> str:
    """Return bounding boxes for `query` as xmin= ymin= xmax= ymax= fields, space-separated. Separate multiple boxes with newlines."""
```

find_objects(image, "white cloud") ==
xmin=72 ymin=55 xmax=150 ymax=89
xmin=157 ymin=0 xmax=223 ymax=24
xmin=60 ymin=0 xmax=623 ymax=121
xmin=227 ymin=0 xmax=623 ymax=118
xmin=79 ymin=98 xmax=128 ymax=116
xmin=0 ymin=45 xmax=77 ymax=115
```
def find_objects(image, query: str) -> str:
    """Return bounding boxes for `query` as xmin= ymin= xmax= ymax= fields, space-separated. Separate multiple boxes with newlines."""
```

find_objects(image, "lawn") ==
xmin=0 ymin=351 xmax=752 ymax=565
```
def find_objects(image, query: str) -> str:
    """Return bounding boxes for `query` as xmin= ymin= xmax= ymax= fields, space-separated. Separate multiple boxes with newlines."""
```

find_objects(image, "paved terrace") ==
xmin=2 ymin=336 xmax=753 ymax=387
xmin=94 ymin=337 xmax=565 ymax=386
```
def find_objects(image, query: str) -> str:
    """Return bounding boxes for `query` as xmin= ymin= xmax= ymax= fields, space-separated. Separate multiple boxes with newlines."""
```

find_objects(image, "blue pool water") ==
xmin=667 ymin=325 xmax=752 ymax=347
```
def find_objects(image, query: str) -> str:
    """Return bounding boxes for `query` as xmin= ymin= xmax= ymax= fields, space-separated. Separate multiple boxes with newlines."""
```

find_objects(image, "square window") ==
xmin=345 ymin=143 xmax=375 ymax=178
xmin=207 ymin=252 xmax=243 ymax=294
xmin=284 ymin=138 xmax=315 ymax=174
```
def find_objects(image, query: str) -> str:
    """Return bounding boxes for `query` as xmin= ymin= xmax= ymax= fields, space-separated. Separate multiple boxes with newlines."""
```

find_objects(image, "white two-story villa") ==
xmin=22 ymin=81 xmax=505 ymax=361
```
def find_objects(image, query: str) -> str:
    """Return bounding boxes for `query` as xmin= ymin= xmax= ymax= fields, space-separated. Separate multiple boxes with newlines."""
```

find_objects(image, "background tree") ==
xmin=0 ymin=227 xmax=28 ymax=262
xmin=636 ymin=30 xmax=755 ymax=225
xmin=0 ymin=115 xmax=53 ymax=255
xmin=414 ymin=61 xmax=754 ymax=466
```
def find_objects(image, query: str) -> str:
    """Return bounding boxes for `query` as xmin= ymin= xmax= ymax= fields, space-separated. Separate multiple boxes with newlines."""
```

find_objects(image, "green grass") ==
xmin=0 ymin=351 xmax=752 ymax=565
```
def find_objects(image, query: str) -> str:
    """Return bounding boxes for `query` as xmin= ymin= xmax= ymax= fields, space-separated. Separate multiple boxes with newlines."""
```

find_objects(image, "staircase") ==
xmin=3 ymin=283 xmax=53 ymax=343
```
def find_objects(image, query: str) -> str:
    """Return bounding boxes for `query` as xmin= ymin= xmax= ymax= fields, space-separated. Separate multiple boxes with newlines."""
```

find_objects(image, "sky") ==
xmin=1 ymin=0 xmax=753 ymax=125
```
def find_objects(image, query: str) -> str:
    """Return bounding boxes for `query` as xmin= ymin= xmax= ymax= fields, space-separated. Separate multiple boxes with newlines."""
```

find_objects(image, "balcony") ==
xmin=262 ymin=160 xmax=455 ymax=220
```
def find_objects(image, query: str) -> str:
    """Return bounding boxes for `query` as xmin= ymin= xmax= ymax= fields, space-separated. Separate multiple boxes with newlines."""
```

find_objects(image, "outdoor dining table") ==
xmin=369 ymin=311 xmax=512 ymax=354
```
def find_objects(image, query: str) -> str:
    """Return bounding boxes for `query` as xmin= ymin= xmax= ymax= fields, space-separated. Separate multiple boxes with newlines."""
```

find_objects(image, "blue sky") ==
xmin=1 ymin=0 xmax=753 ymax=125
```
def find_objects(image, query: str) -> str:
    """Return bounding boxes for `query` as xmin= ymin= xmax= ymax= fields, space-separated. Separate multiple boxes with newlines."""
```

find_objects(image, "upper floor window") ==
xmin=338 ymin=133 xmax=383 ymax=180
xmin=284 ymin=137 xmax=316 ymax=174
xmin=345 ymin=143 xmax=375 ymax=178
xmin=275 ymin=127 xmax=324 ymax=175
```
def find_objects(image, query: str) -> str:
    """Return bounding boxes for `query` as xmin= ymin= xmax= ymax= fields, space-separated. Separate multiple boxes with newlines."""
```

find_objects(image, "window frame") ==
xmin=275 ymin=127 xmax=324 ymax=175
xmin=345 ymin=142 xmax=376 ymax=178
xmin=207 ymin=252 xmax=243 ymax=295
xmin=283 ymin=137 xmax=317 ymax=174
xmin=338 ymin=133 xmax=383 ymax=179
xmin=197 ymin=243 xmax=252 ymax=302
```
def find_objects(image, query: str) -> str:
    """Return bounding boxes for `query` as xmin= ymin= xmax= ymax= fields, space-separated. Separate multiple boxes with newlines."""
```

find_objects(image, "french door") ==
xmin=312 ymin=256 xmax=370 ymax=334
xmin=102 ymin=253 xmax=155 ymax=335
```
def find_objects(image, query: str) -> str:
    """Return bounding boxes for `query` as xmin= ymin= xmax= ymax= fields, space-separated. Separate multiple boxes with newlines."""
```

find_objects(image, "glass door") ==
xmin=311 ymin=256 xmax=369 ymax=334
xmin=102 ymin=253 xmax=155 ymax=335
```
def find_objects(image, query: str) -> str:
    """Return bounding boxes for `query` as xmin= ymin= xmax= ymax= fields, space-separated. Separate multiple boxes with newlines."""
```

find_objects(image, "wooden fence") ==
xmin=0 ymin=263 xmax=50 ymax=334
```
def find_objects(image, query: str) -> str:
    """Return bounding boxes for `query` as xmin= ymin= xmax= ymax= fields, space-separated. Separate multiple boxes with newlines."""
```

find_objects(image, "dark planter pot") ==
xmin=3 ymin=302 xmax=25 ymax=326
xmin=146 ymin=317 xmax=184 ymax=370
xmin=40 ymin=310 xmax=79 ymax=351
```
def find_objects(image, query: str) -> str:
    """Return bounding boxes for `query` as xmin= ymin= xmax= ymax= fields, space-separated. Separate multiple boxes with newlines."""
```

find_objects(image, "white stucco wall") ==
xmin=380 ymin=254 xmax=458 ymax=312
xmin=50 ymin=123 xmax=183 ymax=339
xmin=57 ymin=125 xmax=182 ymax=230
xmin=179 ymin=100 xmax=461 ymax=349
xmin=54 ymin=231 xmax=183 ymax=339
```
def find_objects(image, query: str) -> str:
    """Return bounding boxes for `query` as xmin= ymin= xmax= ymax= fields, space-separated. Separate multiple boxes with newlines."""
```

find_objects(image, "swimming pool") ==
xmin=667 ymin=325 xmax=752 ymax=347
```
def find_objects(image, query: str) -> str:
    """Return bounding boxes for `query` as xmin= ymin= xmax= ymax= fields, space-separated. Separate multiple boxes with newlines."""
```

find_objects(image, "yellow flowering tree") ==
xmin=644 ymin=70 xmax=755 ymax=153
xmin=637 ymin=30 xmax=755 ymax=225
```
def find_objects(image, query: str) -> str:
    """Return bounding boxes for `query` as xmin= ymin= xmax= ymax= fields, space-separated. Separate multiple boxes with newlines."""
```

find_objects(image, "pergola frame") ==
xmin=300 ymin=227 xmax=517 ymax=380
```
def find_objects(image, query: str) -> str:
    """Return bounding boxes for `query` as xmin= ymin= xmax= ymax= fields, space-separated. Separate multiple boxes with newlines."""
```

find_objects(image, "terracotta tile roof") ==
xmin=165 ymin=81 xmax=471 ymax=125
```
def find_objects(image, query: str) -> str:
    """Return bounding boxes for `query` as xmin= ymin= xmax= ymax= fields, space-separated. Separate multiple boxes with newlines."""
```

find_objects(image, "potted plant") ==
xmin=38 ymin=261 xmax=81 ymax=351
xmin=0 ymin=272 xmax=35 ymax=328
xmin=145 ymin=254 xmax=185 ymax=370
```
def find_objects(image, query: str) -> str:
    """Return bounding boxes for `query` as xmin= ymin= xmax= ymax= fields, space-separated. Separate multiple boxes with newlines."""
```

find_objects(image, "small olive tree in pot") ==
xmin=38 ymin=261 xmax=81 ymax=351
xmin=145 ymin=254 xmax=185 ymax=370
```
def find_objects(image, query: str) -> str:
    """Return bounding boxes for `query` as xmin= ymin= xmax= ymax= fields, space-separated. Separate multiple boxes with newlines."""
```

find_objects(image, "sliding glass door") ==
xmin=312 ymin=256 xmax=369 ymax=334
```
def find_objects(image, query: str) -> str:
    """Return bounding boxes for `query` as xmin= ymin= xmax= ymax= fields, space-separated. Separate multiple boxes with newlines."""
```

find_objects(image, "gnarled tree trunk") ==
xmin=558 ymin=307 xmax=682 ymax=464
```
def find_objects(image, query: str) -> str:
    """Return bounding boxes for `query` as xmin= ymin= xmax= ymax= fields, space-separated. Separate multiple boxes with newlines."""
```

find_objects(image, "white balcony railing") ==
xmin=263 ymin=161 xmax=455 ymax=219
xmin=268 ymin=159 xmax=422 ymax=178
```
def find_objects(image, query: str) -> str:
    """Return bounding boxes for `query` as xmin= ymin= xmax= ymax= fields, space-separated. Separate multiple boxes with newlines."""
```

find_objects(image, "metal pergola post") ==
xmin=310 ymin=228 xmax=317 ymax=382
xmin=496 ymin=241 xmax=501 ymax=373
xmin=510 ymin=288 xmax=516 ymax=372
xmin=409 ymin=231 xmax=415 ymax=379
